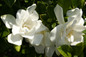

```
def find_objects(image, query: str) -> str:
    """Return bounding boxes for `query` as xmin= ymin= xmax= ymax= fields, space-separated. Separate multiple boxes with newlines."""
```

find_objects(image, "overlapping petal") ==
xmin=27 ymin=4 xmax=39 ymax=21
xmin=25 ymin=34 xmax=43 ymax=46
xmin=8 ymin=34 xmax=23 ymax=45
xmin=1 ymin=14 xmax=16 ymax=29
xmin=45 ymin=46 xmax=55 ymax=57
xmin=34 ymin=45 xmax=45 ymax=54
xmin=54 ymin=4 xmax=65 ymax=24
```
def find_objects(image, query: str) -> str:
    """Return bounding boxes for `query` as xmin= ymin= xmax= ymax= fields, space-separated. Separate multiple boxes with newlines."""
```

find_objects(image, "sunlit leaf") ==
xmin=14 ymin=45 xmax=21 ymax=52
xmin=57 ymin=45 xmax=72 ymax=57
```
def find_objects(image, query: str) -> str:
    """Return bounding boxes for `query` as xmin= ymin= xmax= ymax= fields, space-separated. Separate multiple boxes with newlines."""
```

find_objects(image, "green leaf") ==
xmin=1 ymin=30 xmax=10 ymax=38
xmin=52 ymin=23 xmax=56 ymax=28
xmin=57 ymin=45 xmax=72 ymax=57
xmin=82 ymin=30 xmax=86 ymax=33
xmin=46 ymin=5 xmax=55 ymax=19
xmin=72 ymin=43 xmax=84 ymax=56
xmin=79 ymin=51 xmax=84 ymax=57
xmin=0 ymin=4 xmax=2 ymax=7
xmin=71 ymin=0 xmax=85 ymax=8
xmin=74 ymin=55 xmax=78 ymax=57
xmin=37 ymin=1 xmax=46 ymax=14
xmin=84 ymin=35 xmax=86 ymax=47
xmin=0 ymin=26 xmax=10 ymax=38
xmin=14 ymin=45 xmax=21 ymax=52
xmin=3 ymin=0 xmax=16 ymax=7
xmin=24 ymin=0 xmax=29 ymax=3
xmin=57 ymin=0 xmax=71 ymax=14
xmin=40 ymin=14 xmax=48 ymax=21
xmin=21 ymin=48 xmax=25 ymax=54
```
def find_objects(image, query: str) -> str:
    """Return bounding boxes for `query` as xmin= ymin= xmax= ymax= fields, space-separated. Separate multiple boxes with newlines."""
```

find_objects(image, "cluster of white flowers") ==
xmin=0 ymin=4 xmax=86 ymax=57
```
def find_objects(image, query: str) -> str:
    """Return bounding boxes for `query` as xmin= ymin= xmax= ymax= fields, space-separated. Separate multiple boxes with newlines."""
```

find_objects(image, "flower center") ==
xmin=22 ymin=20 xmax=34 ymax=30
xmin=66 ymin=30 xmax=73 ymax=38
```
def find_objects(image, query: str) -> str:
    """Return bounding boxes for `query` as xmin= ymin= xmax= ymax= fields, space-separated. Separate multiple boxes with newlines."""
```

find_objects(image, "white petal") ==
xmin=34 ymin=45 xmax=45 ymax=54
xmin=55 ymin=23 xmax=71 ymax=45
xmin=22 ymin=27 xmax=36 ymax=36
xmin=27 ymin=4 xmax=39 ymax=21
xmin=76 ymin=18 xmax=84 ymax=25
xmin=74 ymin=15 xmax=84 ymax=25
xmin=73 ymin=25 xmax=86 ymax=32
xmin=73 ymin=31 xmax=83 ymax=42
xmin=70 ymin=31 xmax=83 ymax=46
xmin=27 ymin=4 xmax=36 ymax=14
xmin=30 ymin=34 xmax=43 ymax=46
xmin=45 ymin=46 xmax=55 ymax=57
xmin=16 ymin=9 xmax=29 ymax=26
xmin=25 ymin=34 xmax=43 ymax=46
xmin=42 ymin=31 xmax=54 ymax=47
xmin=67 ymin=35 xmax=74 ymax=42
xmin=67 ymin=8 xmax=82 ymax=18
xmin=71 ymin=41 xmax=83 ymax=46
xmin=16 ymin=9 xmax=26 ymax=20
xmin=54 ymin=4 xmax=65 ymax=24
xmin=8 ymin=34 xmax=23 ymax=46
xmin=67 ymin=8 xmax=83 ymax=22
xmin=12 ymin=25 xmax=21 ymax=35
xmin=1 ymin=14 xmax=16 ymax=29
xmin=50 ymin=25 xmax=63 ymax=43
xmin=29 ymin=10 xmax=39 ymax=21
xmin=35 ymin=20 xmax=48 ymax=33
xmin=44 ymin=32 xmax=51 ymax=46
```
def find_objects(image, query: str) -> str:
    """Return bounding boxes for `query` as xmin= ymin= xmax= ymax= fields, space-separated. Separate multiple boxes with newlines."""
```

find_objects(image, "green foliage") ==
xmin=84 ymin=35 xmax=86 ymax=47
xmin=83 ymin=30 xmax=86 ymax=33
xmin=72 ymin=43 xmax=84 ymax=57
xmin=57 ymin=0 xmax=71 ymax=14
xmin=71 ymin=0 xmax=85 ymax=8
xmin=57 ymin=45 xmax=72 ymax=57
xmin=14 ymin=45 xmax=21 ymax=52
xmin=0 ymin=0 xmax=85 ymax=57
xmin=3 ymin=0 xmax=16 ymax=7
xmin=57 ymin=43 xmax=84 ymax=57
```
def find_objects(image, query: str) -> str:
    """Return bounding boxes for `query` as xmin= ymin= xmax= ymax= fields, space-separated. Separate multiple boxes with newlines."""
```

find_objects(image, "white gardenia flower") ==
xmin=0 ymin=4 xmax=46 ymax=46
xmin=50 ymin=4 xmax=86 ymax=55
xmin=1 ymin=4 xmax=54 ymax=57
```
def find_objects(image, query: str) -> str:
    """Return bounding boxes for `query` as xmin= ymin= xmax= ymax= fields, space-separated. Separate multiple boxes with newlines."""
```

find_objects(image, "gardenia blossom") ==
xmin=50 ymin=4 xmax=86 ymax=55
xmin=1 ymin=4 xmax=54 ymax=57
xmin=0 ymin=4 xmax=45 ymax=46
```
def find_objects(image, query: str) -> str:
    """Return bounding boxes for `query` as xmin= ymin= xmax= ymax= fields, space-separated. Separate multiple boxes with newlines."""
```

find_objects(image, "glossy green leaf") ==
xmin=57 ymin=45 xmax=72 ymax=57
xmin=72 ymin=43 xmax=84 ymax=56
